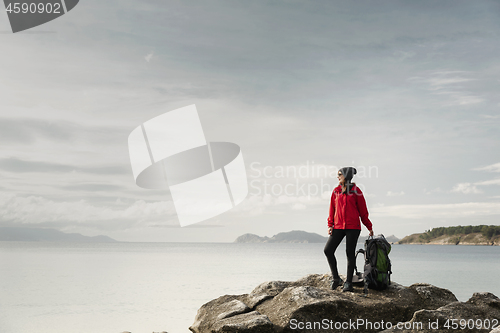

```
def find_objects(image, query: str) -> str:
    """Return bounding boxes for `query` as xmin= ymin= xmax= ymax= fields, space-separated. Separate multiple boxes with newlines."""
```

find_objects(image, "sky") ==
xmin=1 ymin=0 xmax=500 ymax=242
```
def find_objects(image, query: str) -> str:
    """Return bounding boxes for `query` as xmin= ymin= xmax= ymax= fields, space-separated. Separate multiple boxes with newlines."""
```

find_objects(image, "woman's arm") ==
xmin=327 ymin=192 xmax=335 ymax=231
xmin=355 ymin=190 xmax=373 ymax=231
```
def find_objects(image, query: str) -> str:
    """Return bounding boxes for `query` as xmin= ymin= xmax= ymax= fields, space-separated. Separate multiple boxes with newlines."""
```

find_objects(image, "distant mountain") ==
xmin=235 ymin=230 xmax=328 ymax=243
xmin=359 ymin=234 xmax=400 ymax=244
xmin=0 ymin=227 xmax=118 ymax=243
xmin=235 ymin=230 xmax=399 ymax=244
xmin=235 ymin=233 xmax=271 ymax=243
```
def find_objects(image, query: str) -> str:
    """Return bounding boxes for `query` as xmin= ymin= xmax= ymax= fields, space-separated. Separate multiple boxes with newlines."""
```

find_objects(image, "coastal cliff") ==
xmin=398 ymin=225 xmax=500 ymax=246
xmin=189 ymin=274 xmax=500 ymax=333
xmin=398 ymin=232 xmax=500 ymax=246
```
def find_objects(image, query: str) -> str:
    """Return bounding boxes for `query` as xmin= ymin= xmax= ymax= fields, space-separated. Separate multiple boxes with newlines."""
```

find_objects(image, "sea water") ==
xmin=0 ymin=242 xmax=499 ymax=333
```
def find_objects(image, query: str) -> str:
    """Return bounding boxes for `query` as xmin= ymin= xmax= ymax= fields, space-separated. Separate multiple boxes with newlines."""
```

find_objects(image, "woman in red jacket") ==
xmin=324 ymin=166 xmax=374 ymax=292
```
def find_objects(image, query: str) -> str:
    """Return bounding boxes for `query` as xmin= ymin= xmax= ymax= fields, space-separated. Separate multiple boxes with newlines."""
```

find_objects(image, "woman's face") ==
xmin=337 ymin=171 xmax=345 ymax=184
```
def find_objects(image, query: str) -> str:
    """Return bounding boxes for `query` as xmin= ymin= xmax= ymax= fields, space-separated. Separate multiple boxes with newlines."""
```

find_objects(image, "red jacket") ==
xmin=327 ymin=184 xmax=373 ymax=230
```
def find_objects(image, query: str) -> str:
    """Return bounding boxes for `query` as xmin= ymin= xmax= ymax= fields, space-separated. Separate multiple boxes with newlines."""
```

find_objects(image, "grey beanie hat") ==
xmin=339 ymin=167 xmax=357 ymax=182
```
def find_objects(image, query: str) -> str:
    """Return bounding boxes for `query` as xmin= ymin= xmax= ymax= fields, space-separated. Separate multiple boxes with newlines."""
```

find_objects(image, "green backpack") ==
xmin=355 ymin=234 xmax=392 ymax=293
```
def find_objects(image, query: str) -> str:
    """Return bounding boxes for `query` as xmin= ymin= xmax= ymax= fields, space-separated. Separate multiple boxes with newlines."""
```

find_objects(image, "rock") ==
xmin=245 ymin=280 xmax=291 ymax=308
xmin=255 ymin=280 xmax=456 ymax=332
xmin=249 ymin=280 xmax=291 ymax=297
xmin=211 ymin=311 xmax=274 ymax=333
xmin=380 ymin=292 xmax=500 ymax=333
xmin=190 ymin=273 xmax=494 ymax=333
xmin=190 ymin=295 xmax=250 ymax=333
xmin=216 ymin=299 xmax=251 ymax=320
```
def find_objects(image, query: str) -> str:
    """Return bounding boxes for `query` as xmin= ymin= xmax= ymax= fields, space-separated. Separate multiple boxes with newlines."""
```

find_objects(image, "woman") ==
xmin=324 ymin=166 xmax=374 ymax=292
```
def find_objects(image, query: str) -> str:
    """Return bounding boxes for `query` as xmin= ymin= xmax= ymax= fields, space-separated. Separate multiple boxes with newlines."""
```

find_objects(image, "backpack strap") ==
xmin=354 ymin=248 xmax=365 ymax=274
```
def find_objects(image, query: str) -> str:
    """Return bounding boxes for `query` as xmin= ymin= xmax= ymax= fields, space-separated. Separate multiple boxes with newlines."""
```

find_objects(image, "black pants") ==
xmin=323 ymin=229 xmax=361 ymax=283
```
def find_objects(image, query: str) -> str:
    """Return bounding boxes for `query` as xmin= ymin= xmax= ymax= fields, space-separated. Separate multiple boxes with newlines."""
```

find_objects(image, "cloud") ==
xmin=461 ymin=162 xmax=500 ymax=187
xmin=424 ymin=187 xmax=444 ymax=195
xmin=474 ymin=162 xmax=500 ymax=173
xmin=426 ymin=77 xmax=476 ymax=90
xmin=433 ymin=91 xmax=485 ymax=106
xmin=393 ymin=50 xmax=415 ymax=62
xmin=0 ymin=157 xmax=129 ymax=175
xmin=0 ymin=194 xmax=178 ymax=229
xmin=232 ymin=193 xmax=328 ymax=215
xmin=148 ymin=224 xmax=224 ymax=228
xmin=475 ymin=178 xmax=500 ymax=186
xmin=408 ymin=71 xmax=484 ymax=106
xmin=451 ymin=182 xmax=482 ymax=194
xmin=61 ymin=183 xmax=126 ymax=192
xmin=372 ymin=201 xmax=500 ymax=219
xmin=387 ymin=191 xmax=405 ymax=197
xmin=144 ymin=51 xmax=154 ymax=62
xmin=0 ymin=117 xmax=127 ymax=146
xmin=0 ymin=118 xmax=74 ymax=144
xmin=291 ymin=203 xmax=307 ymax=210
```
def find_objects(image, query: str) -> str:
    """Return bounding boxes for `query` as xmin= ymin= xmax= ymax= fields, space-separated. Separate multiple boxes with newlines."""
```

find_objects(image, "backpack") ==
xmin=354 ymin=234 xmax=392 ymax=294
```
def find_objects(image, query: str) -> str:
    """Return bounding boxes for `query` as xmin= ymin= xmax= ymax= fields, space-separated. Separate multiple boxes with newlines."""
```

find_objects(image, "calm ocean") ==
xmin=1 ymin=242 xmax=499 ymax=333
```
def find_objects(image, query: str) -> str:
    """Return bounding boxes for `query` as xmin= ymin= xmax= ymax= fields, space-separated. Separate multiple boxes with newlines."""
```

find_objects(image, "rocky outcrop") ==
xmin=398 ymin=233 xmax=425 ymax=244
xmin=380 ymin=292 xmax=500 ymax=333
xmin=398 ymin=233 xmax=500 ymax=246
xmin=189 ymin=273 xmax=500 ymax=333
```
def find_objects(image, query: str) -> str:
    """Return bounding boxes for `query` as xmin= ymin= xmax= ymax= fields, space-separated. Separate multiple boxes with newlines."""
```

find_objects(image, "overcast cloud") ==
xmin=1 ymin=0 xmax=499 ymax=241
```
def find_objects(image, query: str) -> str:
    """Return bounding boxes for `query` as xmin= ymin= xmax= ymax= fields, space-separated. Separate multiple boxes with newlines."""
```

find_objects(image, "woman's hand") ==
xmin=328 ymin=227 xmax=333 ymax=235
xmin=369 ymin=229 xmax=374 ymax=237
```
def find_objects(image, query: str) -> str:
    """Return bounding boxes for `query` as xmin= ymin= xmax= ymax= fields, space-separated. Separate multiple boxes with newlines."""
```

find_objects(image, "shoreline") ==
xmin=398 ymin=232 xmax=500 ymax=246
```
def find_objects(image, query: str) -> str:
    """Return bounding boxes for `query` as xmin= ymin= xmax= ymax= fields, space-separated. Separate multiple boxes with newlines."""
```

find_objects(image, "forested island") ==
xmin=398 ymin=225 xmax=500 ymax=246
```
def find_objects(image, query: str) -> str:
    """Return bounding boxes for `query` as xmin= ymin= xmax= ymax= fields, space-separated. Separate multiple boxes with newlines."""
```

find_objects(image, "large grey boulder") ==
xmin=211 ymin=311 xmax=275 ymax=333
xmin=189 ymin=273 xmax=486 ymax=333
xmin=380 ymin=291 xmax=500 ymax=333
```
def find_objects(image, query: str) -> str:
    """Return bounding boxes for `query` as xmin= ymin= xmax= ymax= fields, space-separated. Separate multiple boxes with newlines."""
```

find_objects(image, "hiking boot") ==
xmin=342 ymin=281 xmax=354 ymax=292
xmin=330 ymin=277 xmax=344 ymax=290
